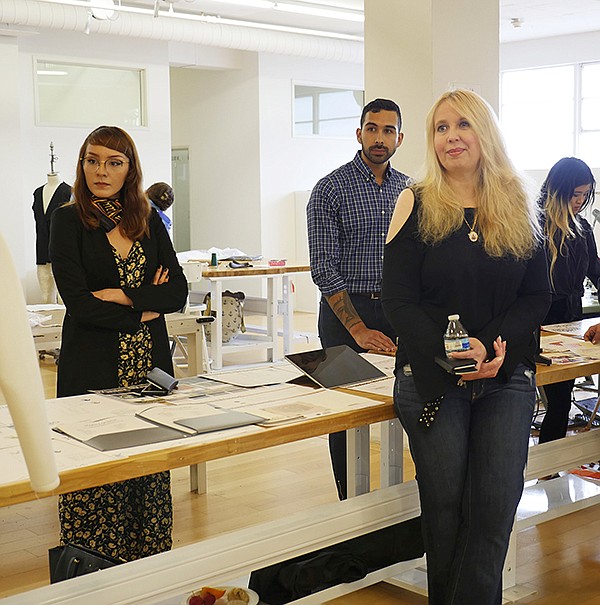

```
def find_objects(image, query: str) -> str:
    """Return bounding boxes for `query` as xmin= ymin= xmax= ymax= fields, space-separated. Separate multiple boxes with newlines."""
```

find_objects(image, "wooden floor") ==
xmin=1 ymin=312 xmax=600 ymax=603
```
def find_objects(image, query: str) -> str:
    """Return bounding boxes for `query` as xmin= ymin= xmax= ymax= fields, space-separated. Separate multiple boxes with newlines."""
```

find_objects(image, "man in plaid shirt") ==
xmin=307 ymin=98 xmax=410 ymax=499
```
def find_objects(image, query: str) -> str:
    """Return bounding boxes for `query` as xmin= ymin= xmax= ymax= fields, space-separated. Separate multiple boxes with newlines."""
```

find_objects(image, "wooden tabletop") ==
xmin=200 ymin=264 xmax=310 ymax=278
xmin=0 ymin=390 xmax=394 ymax=508
xmin=536 ymin=358 xmax=600 ymax=386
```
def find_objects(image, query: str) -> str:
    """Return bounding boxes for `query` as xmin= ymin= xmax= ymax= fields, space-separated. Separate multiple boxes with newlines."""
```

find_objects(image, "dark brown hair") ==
xmin=146 ymin=182 xmax=174 ymax=211
xmin=73 ymin=125 xmax=149 ymax=239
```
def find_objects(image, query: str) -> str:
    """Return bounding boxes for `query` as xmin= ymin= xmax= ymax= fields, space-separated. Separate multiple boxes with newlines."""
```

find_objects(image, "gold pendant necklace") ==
xmin=463 ymin=212 xmax=478 ymax=242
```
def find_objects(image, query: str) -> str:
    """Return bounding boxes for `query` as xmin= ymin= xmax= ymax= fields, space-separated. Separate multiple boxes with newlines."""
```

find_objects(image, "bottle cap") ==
xmin=448 ymin=314 xmax=460 ymax=320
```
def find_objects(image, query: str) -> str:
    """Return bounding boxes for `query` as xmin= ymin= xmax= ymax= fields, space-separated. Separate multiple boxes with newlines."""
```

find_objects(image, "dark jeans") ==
xmin=394 ymin=364 xmax=535 ymax=605
xmin=539 ymin=379 xmax=575 ymax=443
xmin=318 ymin=294 xmax=396 ymax=500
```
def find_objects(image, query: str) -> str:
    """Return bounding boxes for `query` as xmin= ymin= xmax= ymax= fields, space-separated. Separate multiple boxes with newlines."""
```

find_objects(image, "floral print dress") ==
xmin=58 ymin=242 xmax=173 ymax=561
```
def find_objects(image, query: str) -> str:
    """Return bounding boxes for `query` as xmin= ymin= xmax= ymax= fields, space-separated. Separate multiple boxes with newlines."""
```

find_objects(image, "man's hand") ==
xmin=349 ymin=325 xmax=396 ymax=352
xmin=325 ymin=290 xmax=396 ymax=353
xmin=584 ymin=323 xmax=600 ymax=344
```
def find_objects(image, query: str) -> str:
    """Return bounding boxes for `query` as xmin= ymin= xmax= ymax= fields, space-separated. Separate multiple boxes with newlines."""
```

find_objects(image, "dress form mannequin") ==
xmin=33 ymin=172 xmax=71 ymax=304
xmin=0 ymin=232 xmax=59 ymax=492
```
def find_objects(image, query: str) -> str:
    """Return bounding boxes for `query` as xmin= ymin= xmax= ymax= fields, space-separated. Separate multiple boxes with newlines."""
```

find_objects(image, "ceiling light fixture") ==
xmin=274 ymin=2 xmax=363 ymax=23
xmin=88 ymin=0 xmax=117 ymax=20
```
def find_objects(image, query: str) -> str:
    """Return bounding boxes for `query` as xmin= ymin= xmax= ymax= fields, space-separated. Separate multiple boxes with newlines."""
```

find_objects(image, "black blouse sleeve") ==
xmin=382 ymin=205 xmax=453 ymax=402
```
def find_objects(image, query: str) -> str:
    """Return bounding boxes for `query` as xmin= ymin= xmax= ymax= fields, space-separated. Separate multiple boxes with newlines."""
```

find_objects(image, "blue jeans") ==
xmin=394 ymin=364 xmax=535 ymax=605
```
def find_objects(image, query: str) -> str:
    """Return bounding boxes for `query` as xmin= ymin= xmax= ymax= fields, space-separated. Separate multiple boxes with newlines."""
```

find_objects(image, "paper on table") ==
xmin=541 ymin=334 xmax=600 ymax=364
xmin=199 ymin=383 xmax=316 ymax=410
xmin=542 ymin=318 xmax=600 ymax=340
xmin=360 ymin=353 xmax=396 ymax=377
xmin=202 ymin=364 xmax=304 ymax=387
xmin=348 ymin=376 xmax=395 ymax=397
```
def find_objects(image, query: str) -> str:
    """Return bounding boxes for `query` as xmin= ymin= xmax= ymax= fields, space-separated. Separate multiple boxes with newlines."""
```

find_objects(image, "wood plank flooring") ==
xmin=1 ymin=312 xmax=600 ymax=603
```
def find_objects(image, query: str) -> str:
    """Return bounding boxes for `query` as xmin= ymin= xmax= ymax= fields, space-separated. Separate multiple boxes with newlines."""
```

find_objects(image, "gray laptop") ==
xmin=285 ymin=344 xmax=386 ymax=389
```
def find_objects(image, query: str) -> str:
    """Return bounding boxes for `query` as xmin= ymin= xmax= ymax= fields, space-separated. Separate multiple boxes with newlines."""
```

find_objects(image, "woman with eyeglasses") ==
xmin=538 ymin=157 xmax=600 ymax=446
xmin=49 ymin=125 xmax=188 ymax=562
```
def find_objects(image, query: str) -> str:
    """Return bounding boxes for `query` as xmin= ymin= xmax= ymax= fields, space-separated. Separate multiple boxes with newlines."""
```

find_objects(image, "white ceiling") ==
xmin=120 ymin=0 xmax=600 ymax=42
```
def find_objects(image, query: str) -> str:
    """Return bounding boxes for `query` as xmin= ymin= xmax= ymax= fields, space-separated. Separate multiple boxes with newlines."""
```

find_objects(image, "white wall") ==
xmin=502 ymin=30 xmax=600 ymax=71
xmin=257 ymin=53 xmax=363 ymax=261
xmin=170 ymin=55 xmax=261 ymax=256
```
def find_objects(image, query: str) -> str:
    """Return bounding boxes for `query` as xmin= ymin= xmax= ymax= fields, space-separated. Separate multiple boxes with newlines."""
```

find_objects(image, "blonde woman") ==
xmin=538 ymin=157 xmax=599 ymax=444
xmin=381 ymin=90 xmax=550 ymax=605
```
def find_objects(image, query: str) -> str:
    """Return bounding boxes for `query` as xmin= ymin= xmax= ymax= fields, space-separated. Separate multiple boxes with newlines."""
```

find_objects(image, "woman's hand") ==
xmin=92 ymin=288 xmax=133 ymax=306
xmin=450 ymin=336 xmax=506 ymax=381
xmin=153 ymin=265 xmax=169 ymax=285
xmin=141 ymin=311 xmax=160 ymax=322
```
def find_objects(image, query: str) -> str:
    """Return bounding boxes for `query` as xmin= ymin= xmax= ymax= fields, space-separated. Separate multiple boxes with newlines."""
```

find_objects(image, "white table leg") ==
xmin=380 ymin=419 xmax=404 ymax=487
xmin=282 ymin=274 xmax=294 ymax=354
xmin=211 ymin=280 xmax=224 ymax=370
xmin=265 ymin=276 xmax=278 ymax=362
xmin=189 ymin=462 xmax=207 ymax=494
xmin=346 ymin=425 xmax=370 ymax=497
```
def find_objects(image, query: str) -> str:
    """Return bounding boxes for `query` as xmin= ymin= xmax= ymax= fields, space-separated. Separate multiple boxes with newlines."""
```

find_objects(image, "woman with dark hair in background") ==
xmin=146 ymin=181 xmax=174 ymax=233
xmin=50 ymin=125 xmax=188 ymax=561
xmin=538 ymin=157 xmax=600 ymax=445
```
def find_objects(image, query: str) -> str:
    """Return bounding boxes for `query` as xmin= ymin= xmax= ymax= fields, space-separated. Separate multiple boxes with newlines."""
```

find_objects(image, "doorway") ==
xmin=171 ymin=147 xmax=190 ymax=252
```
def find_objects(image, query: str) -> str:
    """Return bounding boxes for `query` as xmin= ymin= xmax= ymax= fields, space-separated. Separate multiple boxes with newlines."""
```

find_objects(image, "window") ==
xmin=293 ymin=84 xmax=363 ymax=137
xmin=35 ymin=60 xmax=146 ymax=127
xmin=500 ymin=62 xmax=600 ymax=169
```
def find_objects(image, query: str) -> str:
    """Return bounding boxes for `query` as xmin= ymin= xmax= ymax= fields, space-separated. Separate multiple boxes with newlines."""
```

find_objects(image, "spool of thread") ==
xmin=210 ymin=253 xmax=218 ymax=267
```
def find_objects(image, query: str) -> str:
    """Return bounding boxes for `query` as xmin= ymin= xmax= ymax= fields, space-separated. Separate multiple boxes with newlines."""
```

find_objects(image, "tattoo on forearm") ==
xmin=328 ymin=292 xmax=361 ymax=331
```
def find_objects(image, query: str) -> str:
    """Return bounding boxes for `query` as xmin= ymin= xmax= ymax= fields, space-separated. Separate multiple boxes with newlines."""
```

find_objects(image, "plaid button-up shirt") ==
xmin=307 ymin=151 xmax=410 ymax=297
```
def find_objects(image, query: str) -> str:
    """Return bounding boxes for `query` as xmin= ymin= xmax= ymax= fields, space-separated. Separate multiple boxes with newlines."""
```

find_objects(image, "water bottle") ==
xmin=444 ymin=314 xmax=470 ymax=356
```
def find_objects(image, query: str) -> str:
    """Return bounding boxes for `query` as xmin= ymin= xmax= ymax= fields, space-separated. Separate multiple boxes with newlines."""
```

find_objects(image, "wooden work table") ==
xmin=195 ymin=264 xmax=311 ymax=369
xmin=0 ymin=388 xmax=395 ymax=508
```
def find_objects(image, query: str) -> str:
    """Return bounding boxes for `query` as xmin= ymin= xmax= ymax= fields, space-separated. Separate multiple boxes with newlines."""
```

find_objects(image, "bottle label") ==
xmin=444 ymin=336 xmax=470 ymax=354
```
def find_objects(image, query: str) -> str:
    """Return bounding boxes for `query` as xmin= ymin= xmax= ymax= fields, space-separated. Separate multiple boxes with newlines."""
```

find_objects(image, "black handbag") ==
xmin=48 ymin=543 xmax=124 ymax=583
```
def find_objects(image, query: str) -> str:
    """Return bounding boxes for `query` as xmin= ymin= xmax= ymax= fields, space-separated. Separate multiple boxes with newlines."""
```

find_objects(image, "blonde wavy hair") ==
xmin=415 ymin=89 xmax=540 ymax=259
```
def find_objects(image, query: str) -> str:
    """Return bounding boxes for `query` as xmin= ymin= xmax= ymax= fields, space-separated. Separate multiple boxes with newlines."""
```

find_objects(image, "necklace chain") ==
xmin=463 ymin=212 xmax=479 ymax=243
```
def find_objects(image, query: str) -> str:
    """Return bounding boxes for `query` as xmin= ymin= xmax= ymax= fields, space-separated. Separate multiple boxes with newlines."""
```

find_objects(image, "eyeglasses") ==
xmin=81 ymin=156 xmax=129 ymax=173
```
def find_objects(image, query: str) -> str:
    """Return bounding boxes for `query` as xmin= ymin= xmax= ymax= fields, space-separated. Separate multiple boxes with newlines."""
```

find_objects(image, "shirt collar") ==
xmin=352 ymin=150 xmax=392 ymax=182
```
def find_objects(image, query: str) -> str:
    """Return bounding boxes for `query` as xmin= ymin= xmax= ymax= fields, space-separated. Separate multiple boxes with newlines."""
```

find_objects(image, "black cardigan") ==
xmin=381 ymin=200 xmax=551 ymax=403
xmin=544 ymin=216 xmax=600 ymax=324
xmin=49 ymin=204 xmax=188 ymax=397
xmin=32 ymin=182 xmax=72 ymax=264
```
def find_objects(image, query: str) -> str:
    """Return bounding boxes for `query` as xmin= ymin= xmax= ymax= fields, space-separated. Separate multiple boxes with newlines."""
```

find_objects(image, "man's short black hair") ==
xmin=360 ymin=98 xmax=402 ymax=130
